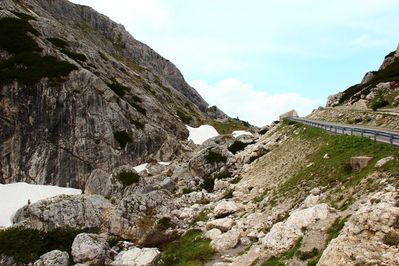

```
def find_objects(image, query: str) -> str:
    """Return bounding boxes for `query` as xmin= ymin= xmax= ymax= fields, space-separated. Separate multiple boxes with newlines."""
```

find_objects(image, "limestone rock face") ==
xmin=319 ymin=190 xmax=399 ymax=266
xmin=33 ymin=250 xmax=70 ymax=266
xmin=111 ymin=247 xmax=160 ymax=266
xmin=71 ymin=233 xmax=110 ymax=265
xmin=12 ymin=194 xmax=114 ymax=231
xmin=0 ymin=0 xmax=215 ymax=189
xmin=262 ymin=204 xmax=330 ymax=254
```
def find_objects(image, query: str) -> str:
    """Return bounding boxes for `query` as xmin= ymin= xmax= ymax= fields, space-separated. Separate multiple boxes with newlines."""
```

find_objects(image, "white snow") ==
xmin=133 ymin=163 xmax=148 ymax=173
xmin=0 ymin=182 xmax=81 ymax=227
xmin=232 ymin=130 xmax=253 ymax=138
xmin=158 ymin=162 xmax=171 ymax=166
xmin=186 ymin=125 xmax=219 ymax=145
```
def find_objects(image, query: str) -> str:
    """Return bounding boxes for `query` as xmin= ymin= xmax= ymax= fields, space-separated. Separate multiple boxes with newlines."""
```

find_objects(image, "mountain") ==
xmin=0 ymin=0 xmax=246 ymax=188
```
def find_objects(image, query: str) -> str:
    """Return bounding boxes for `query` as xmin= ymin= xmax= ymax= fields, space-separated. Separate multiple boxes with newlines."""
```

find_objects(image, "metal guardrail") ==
xmin=287 ymin=117 xmax=399 ymax=147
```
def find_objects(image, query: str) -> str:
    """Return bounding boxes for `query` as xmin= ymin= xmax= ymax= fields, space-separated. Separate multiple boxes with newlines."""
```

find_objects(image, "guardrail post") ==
xmin=335 ymin=127 xmax=337 ymax=134
xmin=374 ymin=133 xmax=377 ymax=142
xmin=390 ymin=135 xmax=394 ymax=145
xmin=350 ymin=128 xmax=353 ymax=135
xmin=361 ymin=129 xmax=364 ymax=137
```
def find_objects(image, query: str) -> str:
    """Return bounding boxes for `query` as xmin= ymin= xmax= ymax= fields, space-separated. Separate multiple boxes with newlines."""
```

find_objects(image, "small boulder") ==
xmin=111 ymin=247 xmax=160 ymax=266
xmin=33 ymin=250 xmax=69 ymax=266
xmin=214 ymin=200 xmax=242 ymax=218
xmin=71 ymin=233 xmax=110 ymax=265
xmin=211 ymin=229 xmax=241 ymax=252
xmin=350 ymin=156 xmax=373 ymax=170
xmin=205 ymin=228 xmax=222 ymax=240
xmin=375 ymin=156 xmax=394 ymax=168
xmin=206 ymin=218 xmax=234 ymax=232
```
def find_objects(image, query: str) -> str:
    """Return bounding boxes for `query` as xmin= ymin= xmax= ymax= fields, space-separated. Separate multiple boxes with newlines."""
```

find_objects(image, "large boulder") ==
xmin=350 ymin=156 xmax=373 ymax=171
xmin=213 ymin=200 xmax=242 ymax=218
xmin=262 ymin=204 xmax=330 ymax=254
xmin=71 ymin=233 xmax=110 ymax=265
xmin=33 ymin=250 xmax=70 ymax=266
xmin=13 ymin=194 xmax=114 ymax=231
xmin=111 ymin=247 xmax=160 ymax=266
xmin=206 ymin=218 xmax=234 ymax=232
xmin=319 ymin=189 xmax=399 ymax=266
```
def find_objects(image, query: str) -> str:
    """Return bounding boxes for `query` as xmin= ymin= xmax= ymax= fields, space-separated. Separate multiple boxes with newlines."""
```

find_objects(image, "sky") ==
xmin=70 ymin=0 xmax=399 ymax=126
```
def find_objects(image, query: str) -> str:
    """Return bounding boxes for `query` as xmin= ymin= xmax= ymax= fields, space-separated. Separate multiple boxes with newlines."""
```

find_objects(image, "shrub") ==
xmin=382 ymin=231 xmax=399 ymax=246
xmin=156 ymin=217 xmax=175 ymax=231
xmin=47 ymin=37 xmax=68 ymax=49
xmin=370 ymin=95 xmax=389 ymax=111
xmin=228 ymin=140 xmax=250 ymax=154
xmin=202 ymin=177 xmax=215 ymax=192
xmin=113 ymin=131 xmax=132 ymax=148
xmin=0 ymin=227 xmax=85 ymax=263
xmin=222 ymin=190 xmax=234 ymax=199
xmin=131 ymin=120 xmax=145 ymax=130
xmin=62 ymin=50 xmax=87 ymax=62
xmin=205 ymin=150 xmax=227 ymax=164
xmin=11 ymin=11 xmax=36 ymax=21
xmin=213 ymin=171 xmax=231 ymax=180
xmin=176 ymin=108 xmax=192 ymax=124
xmin=108 ymin=80 xmax=130 ymax=97
xmin=115 ymin=170 xmax=140 ymax=186
xmin=0 ymin=17 xmax=39 ymax=53
xmin=129 ymin=100 xmax=146 ymax=116
xmin=158 ymin=229 xmax=214 ymax=266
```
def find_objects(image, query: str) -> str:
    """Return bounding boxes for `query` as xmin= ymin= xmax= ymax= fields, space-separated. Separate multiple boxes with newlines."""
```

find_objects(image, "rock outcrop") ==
xmin=71 ymin=233 xmax=110 ymax=265
xmin=12 ymin=194 xmax=114 ymax=231
xmin=33 ymin=250 xmax=70 ymax=266
xmin=0 ymin=0 xmax=218 ymax=189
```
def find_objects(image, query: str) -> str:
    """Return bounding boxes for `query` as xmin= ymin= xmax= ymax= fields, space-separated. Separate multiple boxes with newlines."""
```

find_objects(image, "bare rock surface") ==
xmin=71 ymin=233 xmax=110 ymax=265
xmin=33 ymin=250 xmax=70 ymax=266
xmin=111 ymin=247 xmax=160 ymax=266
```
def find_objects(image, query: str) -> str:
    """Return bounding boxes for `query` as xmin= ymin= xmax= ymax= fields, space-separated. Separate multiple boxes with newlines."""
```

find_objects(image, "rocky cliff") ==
xmin=0 ymin=0 xmax=236 ymax=188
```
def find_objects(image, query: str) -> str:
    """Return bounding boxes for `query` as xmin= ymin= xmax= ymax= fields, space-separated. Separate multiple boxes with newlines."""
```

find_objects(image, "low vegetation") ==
xmin=115 ymin=170 xmax=140 ymax=186
xmin=277 ymin=122 xmax=399 ymax=203
xmin=205 ymin=150 xmax=227 ymax=164
xmin=0 ymin=227 xmax=87 ymax=263
xmin=108 ymin=79 xmax=130 ymax=97
xmin=113 ymin=130 xmax=132 ymax=148
xmin=158 ymin=229 xmax=214 ymax=266
xmin=47 ymin=37 xmax=68 ymax=49
xmin=382 ymin=231 xmax=399 ymax=246
xmin=209 ymin=119 xmax=249 ymax=135
xmin=370 ymin=94 xmax=389 ymax=111
xmin=228 ymin=140 xmax=251 ymax=154
xmin=0 ymin=17 xmax=77 ymax=85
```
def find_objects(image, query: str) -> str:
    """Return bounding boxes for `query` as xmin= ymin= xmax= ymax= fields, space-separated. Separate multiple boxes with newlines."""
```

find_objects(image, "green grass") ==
xmin=277 ymin=123 xmax=399 ymax=200
xmin=205 ymin=150 xmax=227 ymax=164
xmin=370 ymin=94 xmax=389 ymax=111
xmin=326 ymin=217 xmax=347 ymax=245
xmin=0 ymin=227 xmax=87 ymax=263
xmin=176 ymin=107 xmax=192 ymax=124
xmin=115 ymin=170 xmax=140 ymax=186
xmin=113 ymin=131 xmax=132 ymax=148
xmin=158 ymin=229 xmax=214 ymax=266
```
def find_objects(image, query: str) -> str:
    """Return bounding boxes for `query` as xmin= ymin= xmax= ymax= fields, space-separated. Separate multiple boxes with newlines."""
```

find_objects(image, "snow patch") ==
xmin=186 ymin=125 xmax=219 ymax=145
xmin=133 ymin=163 xmax=148 ymax=173
xmin=158 ymin=162 xmax=171 ymax=166
xmin=232 ymin=130 xmax=253 ymax=138
xmin=0 ymin=182 xmax=81 ymax=227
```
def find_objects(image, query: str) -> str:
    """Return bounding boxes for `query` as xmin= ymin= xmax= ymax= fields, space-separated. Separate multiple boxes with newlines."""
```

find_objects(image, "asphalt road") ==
xmin=288 ymin=117 xmax=399 ymax=147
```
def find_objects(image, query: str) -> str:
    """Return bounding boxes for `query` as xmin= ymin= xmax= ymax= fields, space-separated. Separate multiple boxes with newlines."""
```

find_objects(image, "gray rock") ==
xmin=13 ymin=194 xmax=114 ymax=231
xmin=375 ymin=156 xmax=394 ymax=168
xmin=34 ymin=250 xmax=70 ymax=266
xmin=71 ymin=233 xmax=110 ymax=265
xmin=206 ymin=218 xmax=234 ymax=232
xmin=213 ymin=200 xmax=242 ymax=218
xmin=351 ymin=156 xmax=373 ymax=170
xmin=111 ymin=247 xmax=160 ymax=266
xmin=211 ymin=229 xmax=241 ymax=252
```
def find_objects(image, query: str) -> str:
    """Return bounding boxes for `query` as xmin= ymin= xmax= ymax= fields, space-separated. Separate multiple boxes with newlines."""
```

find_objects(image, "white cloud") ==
xmin=191 ymin=78 xmax=323 ymax=127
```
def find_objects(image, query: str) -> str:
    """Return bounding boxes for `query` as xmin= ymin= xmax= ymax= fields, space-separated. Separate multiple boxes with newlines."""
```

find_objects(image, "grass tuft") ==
xmin=115 ymin=170 xmax=140 ymax=186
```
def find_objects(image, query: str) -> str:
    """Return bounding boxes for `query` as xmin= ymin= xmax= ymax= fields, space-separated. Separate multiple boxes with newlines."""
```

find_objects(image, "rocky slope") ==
xmin=0 ymin=0 xmax=243 ymax=188
xmin=1 ymin=1 xmax=399 ymax=266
